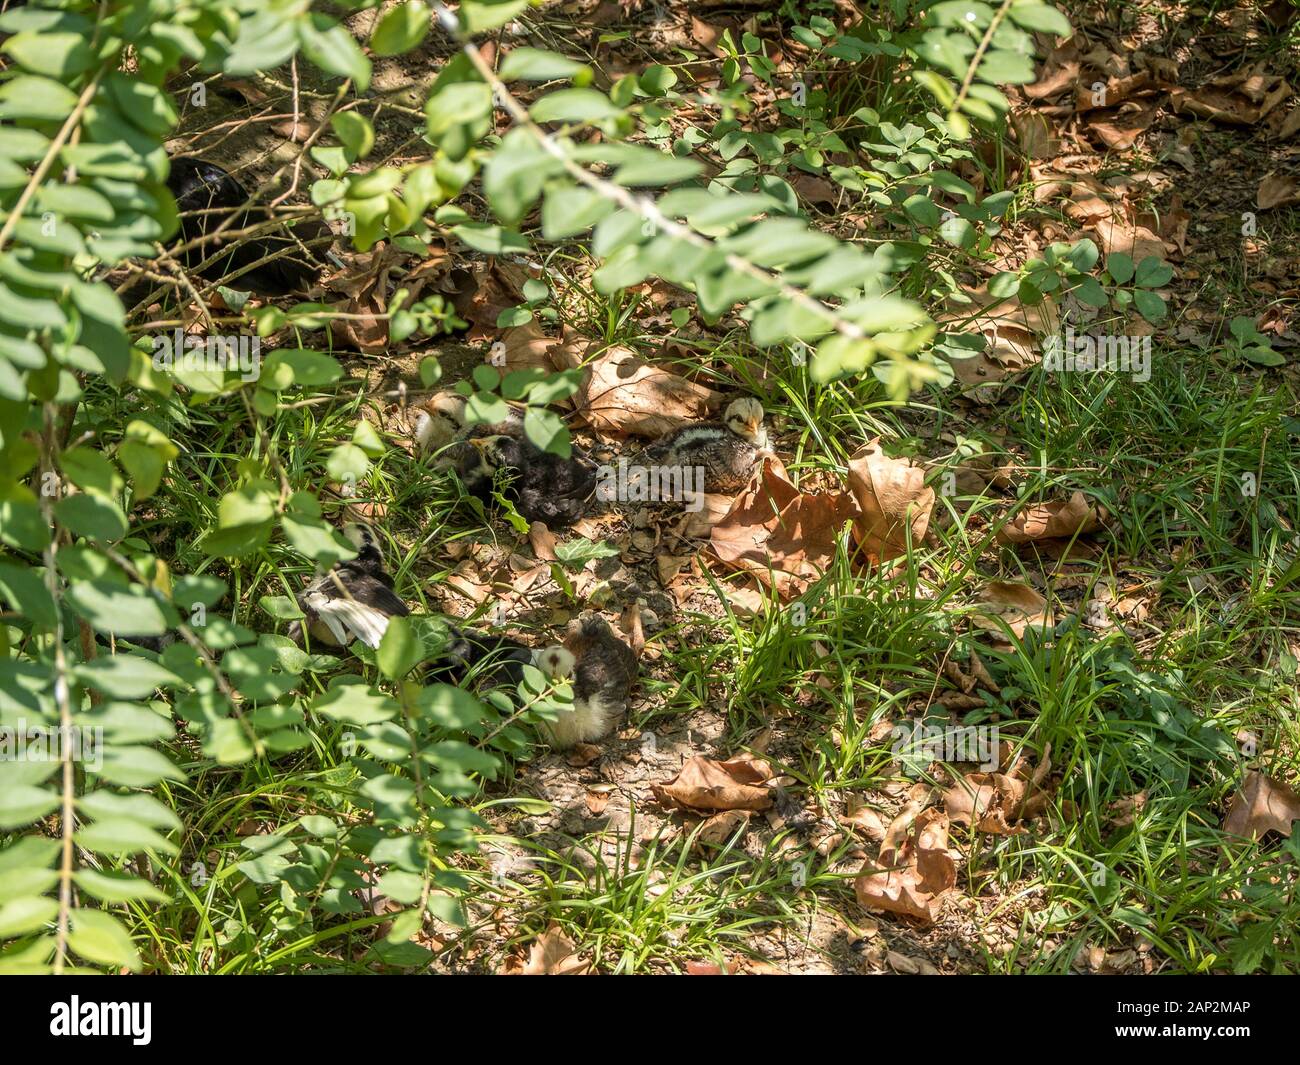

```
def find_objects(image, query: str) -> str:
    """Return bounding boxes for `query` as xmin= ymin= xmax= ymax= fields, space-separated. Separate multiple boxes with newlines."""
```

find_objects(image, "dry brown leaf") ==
xmin=944 ymin=745 xmax=1055 ymax=834
xmin=324 ymin=243 xmax=451 ymax=352
xmin=528 ymin=521 xmax=559 ymax=561
xmin=496 ymin=319 xmax=560 ymax=373
xmin=1087 ymin=105 xmax=1157 ymax=149
xmin=501 ymin=924 xmax=591 ymax=975
xmin=697 ymin=809 xmax=751 ymax=845
xmin=566 ymin=743 xmax=602 ymax=768
xmin=1092 ymin=217 xmax=1169 ymax=262
xmin=674 ymin=492 xmax=735 ymax=539
xmin=971 ymin=581 xmax=1054 ymax=639
xmin=651 ymin=754 xmax=775 ymax=812
xmin=1277 ymin=106 xmax=1300 ymax=140
xmin=846 ymin=440 xmax=935 ymax=565
xmin=841 ymin=797 xmax=888 ymax=842
xmin=854 ymin=807 xmax=956 ymax=924
xmin=1012 ymin=110 xmax=1060 ymax=159
xmin=449 ymin=258 xmax=532 ymax=341
xmin=1223 ymin=771 xmax=1300 ymax=840
xmin=1025 ymin=45 xmax=1080 ymax=100
xmin=1258 ymin=173 xmax=1300 ymax=210
xmin=552 ymin=331 xmax=722 ymax=439
xmin=997 ymin=490 xmax=1103 ymax=545
xmin=709 ymin=456 xmax=860 ymax=599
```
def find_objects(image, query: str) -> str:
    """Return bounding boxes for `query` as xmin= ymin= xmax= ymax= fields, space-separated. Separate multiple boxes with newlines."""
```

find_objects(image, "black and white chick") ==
xmin=641 ymin=397 xmax=770 ymax=493
xmin=457 ymin=433 xmax=597 ymax=530
xmin=533 ymin=612 xmax=638 ymax=748
xmin=288 ymin=524 xmax=409 ymax=649
xmin=166 ymin=156 xmax=328 ymax=296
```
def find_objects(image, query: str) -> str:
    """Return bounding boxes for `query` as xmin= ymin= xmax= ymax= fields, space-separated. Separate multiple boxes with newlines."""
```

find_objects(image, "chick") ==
xmin=288 ymin=524 xmax=409 ymax=649
xmin=413 ymin=391 xmax=525 ymax=467
xmin=457 ymin=434 xmax=596 ymax=529
xmin=166 ymin=156 xmax=328 ymax=296
xmin=642 ymin=397 xmax=770 ymax=492
xmin=533 ymin=612 xmax=638 ymax=748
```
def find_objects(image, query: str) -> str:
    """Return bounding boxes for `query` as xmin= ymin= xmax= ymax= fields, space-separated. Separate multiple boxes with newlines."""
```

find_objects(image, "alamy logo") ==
xmin=49 ymin=997 xmax=151 ymax=1045
xmin=1043 ymin=327 xmax=1151 ymax=382
xmin=594 ymin=460 xmax=707 ymax=512
xmin=152 ymin=329 xmax=261 ymax=382
xmin=0 ymin=720 xmax=102 ymax=771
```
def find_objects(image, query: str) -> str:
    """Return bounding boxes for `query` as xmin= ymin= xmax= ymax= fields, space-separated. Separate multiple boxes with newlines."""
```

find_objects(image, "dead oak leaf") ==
xmin=846 ymin=439 xmax=935 ymax=565
xmin=651 ymin=753 xmax=775 ymax=812
xmin=854 ymin=807 xmax=956 ymax=924
xmin=1258 ymin=174 xmax=1300 ymax=210
xmin=944 ymin=744 xmax=1055 ymax=834
xmin=997 ymin=490 xmax=1103 ymax=545
xmin=710 ymin=456 xmax=860 ymax=600
xmin=1223 ymin=771 xmax=1300 ymax=840
xmin=971 ymin=581 xmax=1054 ymax=639
xmin=552 ymin=331 xmax=721 ymax=439
xmin=501 ymin=924 xmax=591 ymax=975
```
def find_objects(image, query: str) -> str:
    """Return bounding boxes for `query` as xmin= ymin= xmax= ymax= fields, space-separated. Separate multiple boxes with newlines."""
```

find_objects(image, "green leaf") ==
xmin=77 ymin=817 xmax=179 ymax=856
xmin=74 ymin=655 xmax=180 ymax=699
xmin=377 ymin=615 xmax=423 ymax=679
xmin=1 ymin=31 xmax=94 ymax=79
xmin=459 ymin=0 xmax=530 ymax=34
xmin=451 ymin=222 xmax=530 ymax=254
xmin=1007 ymin=2 xmax=1071 ymax=36
xmin=331 ymin=111 xmax=375 ymax=161
xmin=96 ymin=745 xmax=184 ymax=788
xmin=1106 ymin=253 xmax=1134 ymax=284
xmin=1134 ymin=257 xmax=1173 ymax=288
xmin=68 ymin=909 xmax=141 ymax=971
xmin=299 ymin=14 xmax=372 ymax=92
xmin=370 ymin=1 xmax=430 ymax=56
xmin=530 ymin=88 xmax=621 ymax=124
xmin=1132 ymin=287 xmax=1166 ymax=323
xmin=312 ymin=678 xmax=399 ymax=726
xmin=499 ymin=47 xmax=588 ymax=82
xmin=0 ymin=560 xmax=58 ymax=631
xmin=74 ymin=869 xmax=169 ymax=904
xmin=0 ymin=785 xmax=59 ymax=830
xmin=67 ymin=581 xmax=170 ymax=636
xmin=0 ymin=75 xmax=79 ymax=122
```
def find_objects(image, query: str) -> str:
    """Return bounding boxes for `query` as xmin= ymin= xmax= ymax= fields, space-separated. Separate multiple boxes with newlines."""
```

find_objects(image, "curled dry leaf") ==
xmin=971 ymin=581 xmax=1054 ymax=639
xmin=324 ymin=243 xmax=452 ymax=353
xmin=997 ymin=490 xmax=1103 ymax=545
xmin=1222 ymin=771 xmax=1300 ymax=840
xmin=709 ymin=456 xmax=860 ymax=599
xmin=1257 ymin=174 xmax=1300 ymax=210
xmin=944 ymin=744 xmax=1055 ymax=834
xmin=501 ymin=924 xmax=591 ymax=975
xmin=496 ymin=320 xmax=562 ymax=374
xmin=697 ymin=809 xmax=751 ymax=846
xmin=846 ymin=440 xmax=935 ymax=565
xmin=551 ymin=331 xmax=722 ymax=439
xmin=651 ymin=753 xmax=775 ymax=812
xmin=854 ymin=806 xmax=956 ymax=924
xmin=450 ymin=257 xmax=532 ymax=342
xmin=528 ymin=521 xmax=559 ymax=561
